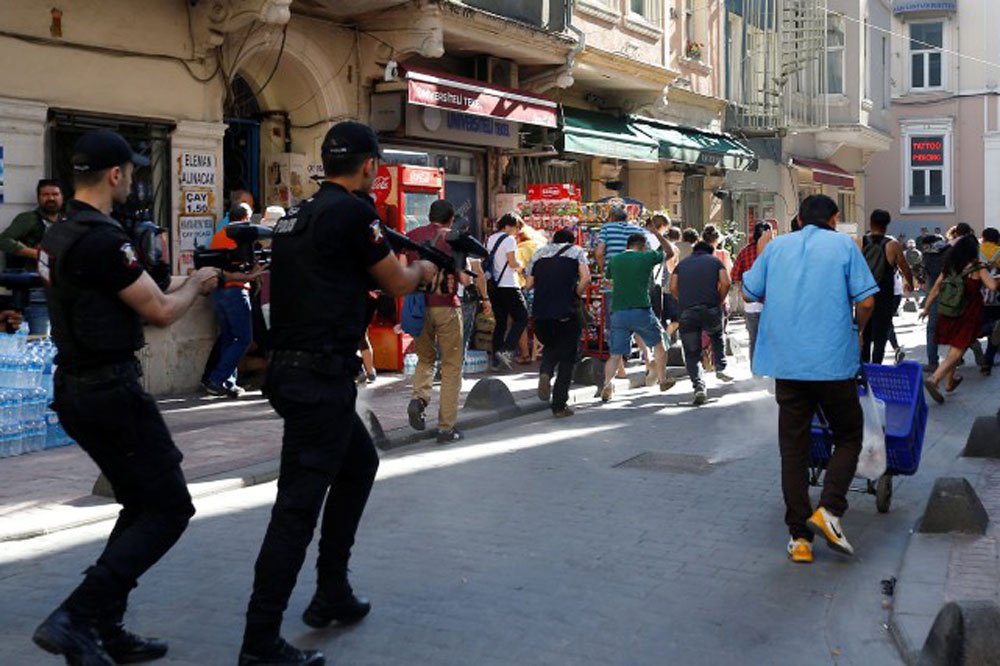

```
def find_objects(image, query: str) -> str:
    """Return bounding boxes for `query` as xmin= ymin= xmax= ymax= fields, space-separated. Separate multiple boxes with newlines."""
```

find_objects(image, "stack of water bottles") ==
xmin=0 ymin=326 xmax=72 ymax=458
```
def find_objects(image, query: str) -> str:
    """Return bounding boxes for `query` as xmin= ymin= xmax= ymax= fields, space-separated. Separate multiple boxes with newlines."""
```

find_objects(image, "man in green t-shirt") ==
xmin=602 ymin=230 xmax=676 ymax=402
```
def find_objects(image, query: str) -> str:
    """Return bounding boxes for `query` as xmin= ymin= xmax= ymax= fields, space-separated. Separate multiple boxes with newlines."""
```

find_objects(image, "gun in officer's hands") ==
xmin=193 ymin=223 xmax=273 ymax=274
xmin=383 ymin=225 xmax=471 ymax=277
xmin=0 ymin=271 xmax=43 ymax=332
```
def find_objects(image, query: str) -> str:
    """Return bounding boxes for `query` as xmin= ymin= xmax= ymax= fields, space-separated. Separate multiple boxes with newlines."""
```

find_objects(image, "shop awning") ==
xmin=791 ymin=156 xmax=855 ymax=188
xmin=630 ymin=117 xmax=757 ymax=171
xmin=560 ymin=107 xmax=660 ymax=163
xmin=405 ymin=67 xmax=558 ymax=128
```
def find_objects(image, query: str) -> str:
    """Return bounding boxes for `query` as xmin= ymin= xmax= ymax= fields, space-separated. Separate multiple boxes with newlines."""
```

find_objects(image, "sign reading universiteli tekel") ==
xmin=910 ymin=136 xmax=945 ymax=167
xmin=893 ymin=0 xmax=957 ymax=14
xmin=406 ymin=70 xmax=557 ymax=128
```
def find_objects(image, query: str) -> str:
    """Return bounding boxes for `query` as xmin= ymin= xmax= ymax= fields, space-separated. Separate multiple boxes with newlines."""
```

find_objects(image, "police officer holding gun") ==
xmin=32 ymin=129 xmax=219 ymax=665
xmin=239 ymin=122 xmax=437 ymax=666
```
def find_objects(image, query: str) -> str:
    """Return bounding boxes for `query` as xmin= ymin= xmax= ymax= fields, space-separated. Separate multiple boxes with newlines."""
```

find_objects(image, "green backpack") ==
xmin=937 ymin=265 xmax=979 ymax=318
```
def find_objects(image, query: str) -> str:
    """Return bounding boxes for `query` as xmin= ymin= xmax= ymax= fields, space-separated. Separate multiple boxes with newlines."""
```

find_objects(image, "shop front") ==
xmin=372 ymin=66 xmax=559 ymax=233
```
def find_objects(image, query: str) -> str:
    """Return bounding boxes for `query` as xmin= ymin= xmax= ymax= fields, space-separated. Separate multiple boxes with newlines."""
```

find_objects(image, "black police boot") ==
xmin=100 ymin=623 xmax=168 ymax=664
xmin=33 ymin=608 xmax=116 ymax=666
xmin=238 ymin=637 xmax=325 ymax=666
xmin=302 ymin=578 xmax=371 ymax=629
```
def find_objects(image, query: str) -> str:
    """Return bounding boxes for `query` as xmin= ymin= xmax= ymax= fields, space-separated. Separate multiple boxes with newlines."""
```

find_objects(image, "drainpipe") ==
xmin=520 ymin=0 xmax=585 ymax=93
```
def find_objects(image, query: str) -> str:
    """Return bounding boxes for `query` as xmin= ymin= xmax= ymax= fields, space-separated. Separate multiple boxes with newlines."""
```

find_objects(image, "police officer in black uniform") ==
xmin=238 ymin=122 xmax=438 ymax=666
xmin=32 ymin=129 xmax=220 ymax=665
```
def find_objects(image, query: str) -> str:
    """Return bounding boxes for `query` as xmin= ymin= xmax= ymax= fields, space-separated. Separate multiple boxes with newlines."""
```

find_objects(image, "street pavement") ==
xmin=0 ymin=309 xmax=995 ymax=665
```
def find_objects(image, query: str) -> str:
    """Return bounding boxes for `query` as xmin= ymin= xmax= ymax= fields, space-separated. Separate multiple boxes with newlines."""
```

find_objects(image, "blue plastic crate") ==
xmin=810 ymin=361 xmax=927 ymax=476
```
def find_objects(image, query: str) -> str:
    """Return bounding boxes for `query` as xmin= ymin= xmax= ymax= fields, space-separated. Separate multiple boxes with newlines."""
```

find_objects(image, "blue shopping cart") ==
xmin=809 ymin=361 xmax=928 ymax=513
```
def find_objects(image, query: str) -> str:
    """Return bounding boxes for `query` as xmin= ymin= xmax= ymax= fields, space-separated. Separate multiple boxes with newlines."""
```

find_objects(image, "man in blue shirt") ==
xmin=742 ymin=195 xmax=876 ymax=564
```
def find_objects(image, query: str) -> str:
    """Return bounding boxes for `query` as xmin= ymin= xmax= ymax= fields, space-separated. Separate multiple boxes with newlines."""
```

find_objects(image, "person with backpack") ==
xmin=485 ymin=213 xmax=527 ymax=371
xmin=524 ymin=229 xmax=591 ymax=417
xmin=921 ymin=235 xmax=999 ymax=403
xmin=975 ymin=227 xmax=1000 ymax=375
xmin=919 ymin=232 xmax=948 ymax=371
xmin=860 ymin=210 xmax=914 ymax=364
xmin=403 ymin=200 xmax=469 ymax=443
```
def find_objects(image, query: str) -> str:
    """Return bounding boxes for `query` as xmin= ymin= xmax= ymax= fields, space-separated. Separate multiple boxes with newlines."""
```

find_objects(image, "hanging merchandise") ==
xmin=518 ymin=183 xmax=583 ymax=240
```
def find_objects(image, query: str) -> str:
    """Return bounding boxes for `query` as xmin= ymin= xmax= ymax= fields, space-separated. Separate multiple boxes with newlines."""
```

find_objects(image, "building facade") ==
xmin=723 ymin=0 xmax=892 ymax=236
xmin=866 ymin=0 xmax=997 ymax=238
xmin=0 ymin=0 xmax=761 ymax=391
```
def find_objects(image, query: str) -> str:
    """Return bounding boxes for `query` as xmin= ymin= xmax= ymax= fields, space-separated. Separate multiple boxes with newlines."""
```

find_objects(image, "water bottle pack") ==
xmin=0 ymin=333 xmax=73 ymax=459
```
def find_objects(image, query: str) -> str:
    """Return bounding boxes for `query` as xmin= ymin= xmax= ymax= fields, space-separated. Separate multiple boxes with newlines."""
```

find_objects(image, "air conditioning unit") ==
xmin=475 ymin=56 xmax=519 ymax=88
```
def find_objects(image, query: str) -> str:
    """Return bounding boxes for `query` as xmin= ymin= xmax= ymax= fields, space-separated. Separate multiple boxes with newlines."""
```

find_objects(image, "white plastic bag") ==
xmin=855 ymin=388 xmax=887 ymax=481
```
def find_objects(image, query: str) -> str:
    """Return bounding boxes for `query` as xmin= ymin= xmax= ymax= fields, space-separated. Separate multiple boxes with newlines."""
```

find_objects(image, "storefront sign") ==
xmin=527 ymin=183 xmax=581 ymax=201
xmin=179 ymin=152 xmax=217 ymax=187
xmin=182 ymin=190 xmax=212 ymax=214
xmin=910 ymin=136 xmax=945 ymax=166
xmin=405 ymin=106 xmax=519 ymax=149
xmin=407 ymin=70 xmax=557 ymax=128
xmin=893 ymin=1 xmax=957 ymax=14
xmin=178 ymin=215 xmax=215 ymax=251
xmin=0 ymin=145 xmax=5 ymax=204
xmin=401 ymin=167 xmax=444 ymax=190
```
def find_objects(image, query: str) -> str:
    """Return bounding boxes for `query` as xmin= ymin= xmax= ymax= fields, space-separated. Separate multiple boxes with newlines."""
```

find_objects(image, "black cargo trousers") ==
xmin=243 ymin=354 xmax=379 ymax=649
xmin=52 ymin=360 xmax=195 ymax=627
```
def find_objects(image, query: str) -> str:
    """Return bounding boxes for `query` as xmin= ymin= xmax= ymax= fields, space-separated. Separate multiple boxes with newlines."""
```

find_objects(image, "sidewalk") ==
xmin=889 ymin=449 xmax=1000 ymax=664
xmin=0 ymin=355 xmax=682 ymax=542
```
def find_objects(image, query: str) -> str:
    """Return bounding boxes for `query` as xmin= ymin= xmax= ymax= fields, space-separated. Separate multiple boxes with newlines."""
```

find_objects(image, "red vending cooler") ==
xmin=369 ymin=163 xmax=446 ymax=371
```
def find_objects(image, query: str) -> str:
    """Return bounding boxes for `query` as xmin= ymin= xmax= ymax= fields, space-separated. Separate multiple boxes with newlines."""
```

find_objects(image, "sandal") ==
xmin=945 ymin=375 xmax=964 ymax=393
xmin=924 ymin=379 xmax=945 ymax=404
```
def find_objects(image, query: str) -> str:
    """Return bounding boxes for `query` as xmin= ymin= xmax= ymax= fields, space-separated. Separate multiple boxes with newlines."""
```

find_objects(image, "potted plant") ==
xmin=685 ymin=41 xmax=703 ymax=60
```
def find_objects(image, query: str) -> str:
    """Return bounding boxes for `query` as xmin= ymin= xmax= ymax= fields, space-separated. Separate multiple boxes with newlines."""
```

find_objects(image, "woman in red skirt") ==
xmin=922 ymin=235 xmax=999 ymax=402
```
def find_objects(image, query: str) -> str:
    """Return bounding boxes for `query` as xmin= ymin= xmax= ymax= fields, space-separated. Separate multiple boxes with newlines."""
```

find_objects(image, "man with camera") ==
xmin=32 ymin=129 xmax=220 ymax=665
xmin=403 ymin=199 xmax=486 ymax=443
xmin=239 ymin=121 xmax=437 ymax=666
xmin=202 ymin=202 xmax=267 ymax=397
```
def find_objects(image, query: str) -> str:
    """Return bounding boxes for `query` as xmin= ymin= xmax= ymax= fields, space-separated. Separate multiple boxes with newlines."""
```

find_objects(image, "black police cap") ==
xmin=71 ymin=129 xmax=151 ymax=173
xmin=321 ymin=121 xmax=382 ymax=158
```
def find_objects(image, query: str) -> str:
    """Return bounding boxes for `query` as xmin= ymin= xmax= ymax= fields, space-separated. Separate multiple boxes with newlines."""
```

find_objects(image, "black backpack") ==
xmin=863 ymin=235 xmax=891 ymax=284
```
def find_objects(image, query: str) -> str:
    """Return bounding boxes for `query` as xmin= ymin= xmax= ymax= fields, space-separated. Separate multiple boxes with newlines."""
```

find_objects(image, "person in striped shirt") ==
xmin=595 ymin=203 xmax=651 ymax=378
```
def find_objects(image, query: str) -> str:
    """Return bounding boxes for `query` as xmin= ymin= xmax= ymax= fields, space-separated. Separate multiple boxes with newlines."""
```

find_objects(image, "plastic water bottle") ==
xmin=26 ymin=419 xmax=45 ymax=453
xmin=14 ymin=323 xmax=28 ymax=355
xmin=8 ymin=423 xmax=23 ymax=457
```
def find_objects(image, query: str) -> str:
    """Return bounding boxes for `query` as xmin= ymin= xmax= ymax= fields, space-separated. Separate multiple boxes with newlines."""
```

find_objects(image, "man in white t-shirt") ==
xmin=485 ymin=213 xmax=526 ymax=370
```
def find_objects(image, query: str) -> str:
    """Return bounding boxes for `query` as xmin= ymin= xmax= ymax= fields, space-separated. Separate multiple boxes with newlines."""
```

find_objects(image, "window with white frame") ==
xmin=910 ymin=22 xmax=944 ymax=91
xmin=906 ymin=133 xmax=949 ymax=209
xmin=629 ymin=0 xmax=661 ymax=23
xmin=825 ymin=17 xmax=845 ymax=95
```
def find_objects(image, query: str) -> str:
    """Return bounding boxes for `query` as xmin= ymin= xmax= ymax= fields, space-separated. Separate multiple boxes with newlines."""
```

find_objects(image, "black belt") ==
xmin=269 ymin=350 xmax=361 ymax=377
xmin=58 ymin=357 xmax=142 ymax=383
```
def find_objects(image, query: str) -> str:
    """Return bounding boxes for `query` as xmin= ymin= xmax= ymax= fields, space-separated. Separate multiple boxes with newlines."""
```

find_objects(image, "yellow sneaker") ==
xmin=807 ymin=507 xmax=854 ymax=556
xmin=787 ymin=538 xmax=814 ymax=563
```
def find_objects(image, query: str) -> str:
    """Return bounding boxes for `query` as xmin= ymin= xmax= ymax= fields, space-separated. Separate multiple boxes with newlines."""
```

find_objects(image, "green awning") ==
xmin=561 ymin=107 xmax=660 ymax=163
xmin=630 ymin=116 xmax=758 ymax=171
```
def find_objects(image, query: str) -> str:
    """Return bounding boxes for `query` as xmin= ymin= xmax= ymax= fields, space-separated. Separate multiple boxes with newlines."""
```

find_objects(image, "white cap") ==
xmin=262 ymin=205 xmax=286 ymax=226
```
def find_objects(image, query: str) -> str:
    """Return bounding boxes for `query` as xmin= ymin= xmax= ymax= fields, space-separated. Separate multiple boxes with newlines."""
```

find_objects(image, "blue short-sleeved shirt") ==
xmin=741 ymin=224 xmax=879 ymax=381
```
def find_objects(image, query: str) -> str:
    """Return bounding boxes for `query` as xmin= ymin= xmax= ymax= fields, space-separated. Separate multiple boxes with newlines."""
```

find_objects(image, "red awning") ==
xmin=791 ymin=157 xmax=855 ymax=189
xmin=404 ymin=67 xmax=558 ymax=128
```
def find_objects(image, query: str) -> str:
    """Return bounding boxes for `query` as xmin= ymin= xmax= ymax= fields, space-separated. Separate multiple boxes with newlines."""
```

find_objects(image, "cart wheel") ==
xmin=876 ymin=475 xmax=893 ymax=514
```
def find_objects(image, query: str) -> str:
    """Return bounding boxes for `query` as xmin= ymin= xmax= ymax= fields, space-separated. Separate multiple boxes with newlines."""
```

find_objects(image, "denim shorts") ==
xmin=609 ymin=308 xmax=663 ymax=355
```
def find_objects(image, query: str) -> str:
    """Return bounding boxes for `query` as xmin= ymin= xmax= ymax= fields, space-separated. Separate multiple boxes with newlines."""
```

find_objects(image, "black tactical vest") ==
xmin=268 ymin=184 xmax=374 ymax=356
xmin=40 ymin=210 xmax=145 ymax=368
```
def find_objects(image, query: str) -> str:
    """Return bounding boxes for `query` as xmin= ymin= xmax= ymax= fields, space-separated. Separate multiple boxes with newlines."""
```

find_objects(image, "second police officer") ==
xmin=238 ymin=122 xmax=439 ymax=666
xmin=32 ymin=129 xmax=220 ymax=665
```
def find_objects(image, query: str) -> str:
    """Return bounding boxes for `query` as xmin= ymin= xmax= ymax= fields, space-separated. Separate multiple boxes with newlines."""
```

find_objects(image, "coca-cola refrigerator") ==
xmin=369 ymin=163 xmax=446 ymax=371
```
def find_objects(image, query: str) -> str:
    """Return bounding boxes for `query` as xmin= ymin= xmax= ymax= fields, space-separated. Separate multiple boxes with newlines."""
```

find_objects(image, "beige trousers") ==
xmin=412 ymin=306 xmax=464 ymax=432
